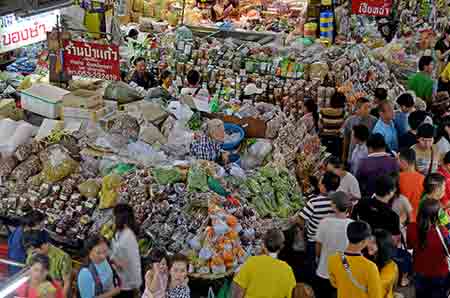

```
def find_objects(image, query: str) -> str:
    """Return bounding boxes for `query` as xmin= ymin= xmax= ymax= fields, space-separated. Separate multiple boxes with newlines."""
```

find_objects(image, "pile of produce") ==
xmin=240 ymin=163 xmax=303 ymax=218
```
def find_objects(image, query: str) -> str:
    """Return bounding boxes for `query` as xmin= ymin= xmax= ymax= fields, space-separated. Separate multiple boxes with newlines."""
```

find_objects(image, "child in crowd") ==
xmin=398 ymin=148 xmax=425 ymax=222
xmin=420 ymin=173 xmax=450 ymax=230
xmin=142 ymin=249 xmax=169 ymax=298
xmin=167 ymin=254 xmax=190 ymax=298
xmin=349 ymin=124 xmax=369 ymax=175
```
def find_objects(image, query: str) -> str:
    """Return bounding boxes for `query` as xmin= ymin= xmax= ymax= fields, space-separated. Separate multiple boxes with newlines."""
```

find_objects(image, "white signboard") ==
xmin=0 ymin=10 xmax=60 ymax=54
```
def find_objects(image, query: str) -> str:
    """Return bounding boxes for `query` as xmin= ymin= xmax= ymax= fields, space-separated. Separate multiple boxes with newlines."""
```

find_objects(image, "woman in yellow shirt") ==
xmin=363 ymin=229 xmax=399 ymax=298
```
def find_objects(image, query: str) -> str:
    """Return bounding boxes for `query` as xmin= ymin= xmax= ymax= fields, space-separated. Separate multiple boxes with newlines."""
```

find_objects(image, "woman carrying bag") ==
xmin=407 ymin=199 xmax=450 ymax=298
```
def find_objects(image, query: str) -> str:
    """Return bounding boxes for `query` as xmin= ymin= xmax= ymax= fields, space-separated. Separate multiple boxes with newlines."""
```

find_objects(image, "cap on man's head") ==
xmin=329 ymin=191 xmax=352 ymax=212
xmin=417 ymin=123 xmax=435 ymax=138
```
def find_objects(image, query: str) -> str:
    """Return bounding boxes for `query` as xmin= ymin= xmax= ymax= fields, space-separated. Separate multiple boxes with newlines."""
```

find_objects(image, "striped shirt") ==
xmin=298 ymin=194 xmax=334 ymax=242
xmin=320 ymin=107 xmax=345 ymax=136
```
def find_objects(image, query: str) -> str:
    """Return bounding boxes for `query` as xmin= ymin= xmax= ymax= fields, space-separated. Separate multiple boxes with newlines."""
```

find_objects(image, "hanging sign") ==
xmin=0 ymin=10 xmax=60 ymax=53
xmin=351 ymin=0 xmax=392 ymax=17
xmin=63 ymin=40 xmax=120 ymax=81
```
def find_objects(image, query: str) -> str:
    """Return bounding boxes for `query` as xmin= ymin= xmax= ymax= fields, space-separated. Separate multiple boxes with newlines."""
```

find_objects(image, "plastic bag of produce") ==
xmin=0 ymin=121 xmax=34 ymax=155
xmin=127 ymin=141 xmax=168 ymax=167
xmin=199 ymin=247 xmax=213 ymax=260
xmin=39 ymin=145 xmax=79 ymax=183
xmin=11 ymin=155 xmax=42 ymax=181
xmin=187 ymin=163 xmax=209 ymax=192
xmin=78 ymin=179 xmax=101 ymax=198
xmin=104 ymin=81 xmax=143 ymax=104
xmin=167 ymin=101 xmax=194 ymax=124
xmin=153 ymin=167 xmax=182 ymax=185
xmin=15 ymin=143 xmax=32 ymax=161
xmin=0 ymin=155 xmax=18 ymax=178
xmin=98 ymin=174 xmax=122 ymax=209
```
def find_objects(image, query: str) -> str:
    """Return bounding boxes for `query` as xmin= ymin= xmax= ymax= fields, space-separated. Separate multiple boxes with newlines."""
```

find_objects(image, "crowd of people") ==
xmin=5 ymin=32 xmax=450 ymax=298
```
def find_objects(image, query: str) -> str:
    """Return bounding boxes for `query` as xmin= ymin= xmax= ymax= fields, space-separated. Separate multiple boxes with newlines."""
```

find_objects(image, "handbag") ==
xmin=435 ymin=226 xmax=450 ymax=271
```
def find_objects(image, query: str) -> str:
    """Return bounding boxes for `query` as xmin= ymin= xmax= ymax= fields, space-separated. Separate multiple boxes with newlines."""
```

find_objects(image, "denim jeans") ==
xmin=415 ymin=273 xmax=450 ymax=298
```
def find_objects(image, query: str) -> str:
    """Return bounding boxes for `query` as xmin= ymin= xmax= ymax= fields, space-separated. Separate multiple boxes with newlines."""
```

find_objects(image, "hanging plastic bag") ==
xmin=78 ymin=179 xmax=101 ymax=198
xmin=217 ymin=279 xmax=231 ymax=298
xmin=98 ymin=174 xmax=123 ymax=209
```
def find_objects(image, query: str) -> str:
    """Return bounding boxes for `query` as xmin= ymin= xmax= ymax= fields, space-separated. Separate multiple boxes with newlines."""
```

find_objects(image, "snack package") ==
xmin=78 ymin=179 xmax=101 ymax=198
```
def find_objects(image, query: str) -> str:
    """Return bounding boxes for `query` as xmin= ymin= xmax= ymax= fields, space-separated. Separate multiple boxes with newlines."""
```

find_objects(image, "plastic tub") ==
xmin=222 ymin=123 xmax=245 ymax=151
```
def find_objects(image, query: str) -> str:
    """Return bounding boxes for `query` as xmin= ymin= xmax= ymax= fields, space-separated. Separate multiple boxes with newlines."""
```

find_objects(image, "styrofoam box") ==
xmin=21 ymin=84 xmax=70 ymax=119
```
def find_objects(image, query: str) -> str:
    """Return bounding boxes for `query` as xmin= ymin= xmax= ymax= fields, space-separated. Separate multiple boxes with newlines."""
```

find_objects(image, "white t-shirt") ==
xmin=315 ymin=217 xmax=353 ymax=278
xmin=436 ymin=137 xmax=450 ymax=157
xmin=337 ymin=172 xmax=361 ymax=199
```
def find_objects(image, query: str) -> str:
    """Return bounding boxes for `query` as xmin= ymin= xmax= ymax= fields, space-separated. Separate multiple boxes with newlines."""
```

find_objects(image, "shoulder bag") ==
xmin=340 ymin=254 xmax=368 ymax=293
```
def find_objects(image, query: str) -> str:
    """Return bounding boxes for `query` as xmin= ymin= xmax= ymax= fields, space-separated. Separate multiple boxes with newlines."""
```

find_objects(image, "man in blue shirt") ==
xmin=394 ymin=93 xmax=415 ymax=137
xmin=373 ymin=102 xmax=399 ymax=152
xmin=7 ymin=210 xmax=45 ymax=274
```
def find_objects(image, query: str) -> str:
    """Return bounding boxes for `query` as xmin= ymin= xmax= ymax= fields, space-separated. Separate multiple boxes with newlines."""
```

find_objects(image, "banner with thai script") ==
xmin=63 ymin=40 xmax=120 ymax=81
xmin=351 ymin=0 xmax=392 ymax=16
xmin=0 ymin=10 xmax=59 ymax=53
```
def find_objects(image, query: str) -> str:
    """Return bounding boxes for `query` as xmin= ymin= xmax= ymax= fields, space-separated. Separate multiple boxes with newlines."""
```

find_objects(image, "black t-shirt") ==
xmin=436 ymin=38 xmax=450 ymax=63
xmin=399 ymin=131 xmax=417 ymax=151
xmin=370 ymin=107 xmax=380 ymax=118
xmin=351 ymin=197 xmax=401 ymax=236
xmin=130 ymin=71 xmax=157 ymax=90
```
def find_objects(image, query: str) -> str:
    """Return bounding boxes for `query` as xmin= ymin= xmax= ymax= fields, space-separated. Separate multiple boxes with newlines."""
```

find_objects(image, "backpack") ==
xmin=77 ymin=260 xmax=120 ymax=298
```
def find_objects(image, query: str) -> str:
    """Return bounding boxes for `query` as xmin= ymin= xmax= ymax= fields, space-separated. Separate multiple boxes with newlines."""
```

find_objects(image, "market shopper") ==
xmin=302 ymin=99 xmax=319 ymax=135
xmin=349 ymin=124 xmax=369 ymax=175
xmin=372 ymin=101 xmax=399 ymax=152
xmin=142 ymin=248 xmax=168 ymax=298
xmin=411 ymin=123 xmax=440 ymax=175
xmin=130 ymin=57 xmax=157 ymax=90
xmin=23 ymin=230 xmax=72 ymax=298
xmin=111 ymin=203 xmax=142 ymax=298
xmin=167 ymin=254 xmax=191 ymax=298
xmin=8 ymin=210 xmax=45 ymax=275
xmin=77 ymin=235 xmax=120 ymax=298
xmin=436 ymin=115 xmax=450 ymax=156
xmin=407 ymin=199 xmax=450 ymax=298
xmin=355 ymin=133 xmax=399 ymax=197
xmin=314 ymin=191 xmax=353 ymax=298
xmin=327 ymin=156 xmax=361 ymax=201
xmin=394 ymin=93 xmax=415 ymax=137
xmin=190 ymin=119 xmax=227 ymax=162
xmin=352 ymin=175 xmax=401 ymax=242
xmin=16 ymin=254 xmax=64 ymax=298
xmin=407 ymin=56 xmax=435 ymax=105
xmin=370 ymin=88 xmax=388 ymax=118
xmin=437 ymin=151 xmax=450 ymax=207
xmin=342 ymin=97 xmax=377 ymax=164
xmin=293 ymin=171 xmax=341 ymax=283
xmin=327 ymin=221 xmax=382 ymax=298
xmin=231 ymin=229 xmax=296 ymax=298
xmin=319 ymin=92 xmax=346 ymax=158
xmin=419 ymin=173 xmax=450 ymax=227
xmin=398 ymin=110 xmax=432 ymax=150
xmin=398 ymin=148 xmax=425 ymax=222
xmin=434 ymin=27 xmax=450 ymax=76
xmin=362 ymin=230 xmax=398 ymax=298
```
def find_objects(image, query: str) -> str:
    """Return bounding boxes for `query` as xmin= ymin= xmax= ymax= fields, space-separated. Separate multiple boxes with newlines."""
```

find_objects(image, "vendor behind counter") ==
xmin=129 ymin=57 xmax=158 ymax=90
xmin=190 ymin=119 xmax=228 ymax=162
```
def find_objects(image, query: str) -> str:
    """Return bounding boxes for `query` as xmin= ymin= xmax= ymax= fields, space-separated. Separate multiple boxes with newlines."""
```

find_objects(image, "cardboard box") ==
xmin=63 ymin=89 xmax=104 ymax=109
xmin=0 ymin=99 xmax=24 ymax=121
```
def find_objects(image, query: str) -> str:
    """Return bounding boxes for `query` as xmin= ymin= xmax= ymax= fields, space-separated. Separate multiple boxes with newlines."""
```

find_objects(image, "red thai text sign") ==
xmin=63 ymin=40 xmax=120 ymax=81
xmin=351 ymin=0 xmax=392 ymax=17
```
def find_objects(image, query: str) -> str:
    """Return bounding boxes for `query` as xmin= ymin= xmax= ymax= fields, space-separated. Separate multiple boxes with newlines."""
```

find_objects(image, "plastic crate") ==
xmin=20 ymin=84 xmax=70 ymax=119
